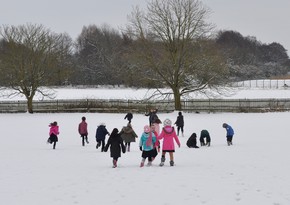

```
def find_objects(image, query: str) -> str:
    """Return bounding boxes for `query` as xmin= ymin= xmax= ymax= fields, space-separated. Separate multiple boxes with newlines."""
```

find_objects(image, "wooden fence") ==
xmin=1 ymin=98 xmax=290 ymax=113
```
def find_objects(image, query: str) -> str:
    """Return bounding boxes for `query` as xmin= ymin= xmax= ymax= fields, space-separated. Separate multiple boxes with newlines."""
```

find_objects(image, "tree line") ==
xmin=0 ymin=0 xmax=289 ymax=113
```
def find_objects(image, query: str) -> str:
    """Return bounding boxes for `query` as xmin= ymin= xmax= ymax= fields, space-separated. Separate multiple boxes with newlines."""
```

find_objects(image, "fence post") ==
xmin=208 ymin=99 xmax=211 ymax=113
xmin=87 ymin=99 xmax=89 ymax=112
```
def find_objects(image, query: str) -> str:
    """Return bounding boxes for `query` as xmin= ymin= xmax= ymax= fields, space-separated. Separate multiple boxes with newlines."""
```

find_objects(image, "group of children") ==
xmin=47 ymin=111 xmax=234 ymax=168
xmin=186 ymin=124 xmax=234 ymax=148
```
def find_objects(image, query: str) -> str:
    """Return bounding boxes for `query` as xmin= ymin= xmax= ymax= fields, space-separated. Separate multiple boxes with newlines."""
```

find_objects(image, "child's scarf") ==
xmin=146 ymin=131 xmax=152 ymax=147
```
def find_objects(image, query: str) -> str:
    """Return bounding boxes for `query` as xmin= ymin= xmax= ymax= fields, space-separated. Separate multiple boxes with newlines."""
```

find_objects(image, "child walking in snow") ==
xmin=158 ymin=119 xmax=180 ymax=166
xmin=104 ymin=128 xmax=126 ymax=168
xmin=78 ymin=116 xmax=89 ymax=146
xmin=47 ymin=121 xmax=59 ymax=149
xmin=139 ymin=125 xmax=156 ymax=167
xmin=124 ymin=112 xmax=133 ymax=124
xmin=174 ymin=111 xmax=184 ymax=137
xmin=96 ymin=122 xmax=110 ymax=152
xmin=120 ymin=123 xmax=138 ymax=152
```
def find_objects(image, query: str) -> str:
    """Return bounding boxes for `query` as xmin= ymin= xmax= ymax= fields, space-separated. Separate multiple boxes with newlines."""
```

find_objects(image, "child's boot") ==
xmin=127 ymin=145 xmax=130 ymax=152
xmin=159 ymin=156 xmax=165 ymax=167
xmin=140 ymin=159 xmax=145 ymax=167
xmin=170 ymin=160 xmax=174 ymax=166
xmin=113 ymin=159 xmax=117 ymax=168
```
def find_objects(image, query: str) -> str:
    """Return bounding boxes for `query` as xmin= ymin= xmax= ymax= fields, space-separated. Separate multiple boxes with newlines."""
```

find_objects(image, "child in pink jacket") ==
xmin=157 ymin=118 xmax=180 ymax=166
xmin=48 ymin=121 xmax=60 ymax=149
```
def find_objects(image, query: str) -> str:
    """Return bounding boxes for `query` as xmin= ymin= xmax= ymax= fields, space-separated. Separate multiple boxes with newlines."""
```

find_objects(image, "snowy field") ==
xmin=1 ymin=83 xmax=290 ymax=205
xmin=1 ymin=79 xmax=290 ymax=101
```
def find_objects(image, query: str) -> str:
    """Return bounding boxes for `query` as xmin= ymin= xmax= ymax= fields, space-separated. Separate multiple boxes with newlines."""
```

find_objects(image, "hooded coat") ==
xmin=120 ymin=125 xmax=138 ymax=143
xmin=158 ymin=126 xmax=180 ymax=151
xmin=96 ymin=125 xmax=109 ymax=141
xmin=187 ymin=133 xmax=198 ymax=148
xmin=104 ymin=129 xmax=126 ymax=158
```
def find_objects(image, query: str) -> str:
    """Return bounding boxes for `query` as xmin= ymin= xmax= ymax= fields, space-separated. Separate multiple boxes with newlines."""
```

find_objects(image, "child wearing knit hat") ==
xmin=139 ymin=125 xmax=156 ymax=167
xmin=158 ymin=119 xmax=180 ymax=166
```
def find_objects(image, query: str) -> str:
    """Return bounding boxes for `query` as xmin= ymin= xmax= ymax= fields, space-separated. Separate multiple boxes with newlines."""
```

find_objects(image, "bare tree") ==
xmin=126 ymin=0 xmax=229 ymax=110
xmin=74 ymin=24 xmax=125 ymax=85
xmin=0 ymin=23 xmax=73 ymax=113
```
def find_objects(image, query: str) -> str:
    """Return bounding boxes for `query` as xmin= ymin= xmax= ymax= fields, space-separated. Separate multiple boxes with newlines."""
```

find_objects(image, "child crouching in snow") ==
xmin=139 ymin=125 xmax=156 ymax=167
xmin=186 ymin=133 xmax=199 ymax=148
xmin=158 ymin=119 xmax=180 ymax=166
xmin=104 ymin=128 xmax=126 ymax=168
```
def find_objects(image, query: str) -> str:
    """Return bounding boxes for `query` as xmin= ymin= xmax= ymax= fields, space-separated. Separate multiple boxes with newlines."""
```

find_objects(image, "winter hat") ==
xmin=100 ymin=122 xmax=106 ymax=126
xmin=163 ymin=118 xmax=172 ymax=127
xmin=144 ymin=125 xmax=151 ymax=133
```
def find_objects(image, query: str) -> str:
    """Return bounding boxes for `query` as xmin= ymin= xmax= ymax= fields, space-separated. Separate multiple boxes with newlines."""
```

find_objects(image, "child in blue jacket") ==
xmin=139 ymin=125 xmax=156 ymax=167
xmin=222 ymin=123 xmax=234 ymax=146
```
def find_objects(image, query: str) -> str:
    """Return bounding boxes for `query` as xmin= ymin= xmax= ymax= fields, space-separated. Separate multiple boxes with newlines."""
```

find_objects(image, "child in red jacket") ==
xmin=78 ymin=116 xmax=89 ymax=146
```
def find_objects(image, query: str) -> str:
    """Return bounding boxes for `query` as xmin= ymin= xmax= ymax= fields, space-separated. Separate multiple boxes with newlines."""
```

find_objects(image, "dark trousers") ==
xmin=81 ymin=134 xmax=88 ymax=146
xmin=97 ymin=139 xmax=105 ymax=151
xmin=177 ymin=126 xmax=184 ymax=135
xmin=226 ymin=135 xmax=233 ymax=142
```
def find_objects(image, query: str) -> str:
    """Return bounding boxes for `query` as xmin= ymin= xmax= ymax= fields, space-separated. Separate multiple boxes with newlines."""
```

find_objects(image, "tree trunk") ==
xmin=173 ymin=88 xmax=182 ymax=110
xmin=27 ymin=97 xmax=34 ymax=114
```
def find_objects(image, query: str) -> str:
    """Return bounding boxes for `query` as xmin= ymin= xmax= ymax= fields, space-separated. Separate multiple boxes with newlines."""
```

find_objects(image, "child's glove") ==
xmin=139 ymin=147 xmax=142 ymax=151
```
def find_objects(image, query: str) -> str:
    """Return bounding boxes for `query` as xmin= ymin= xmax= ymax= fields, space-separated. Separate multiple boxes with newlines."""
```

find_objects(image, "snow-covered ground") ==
xmin=1 ymin=84 xmax=290 ymax=204
xmin=0 ymin=79 xmax=290 ymax=102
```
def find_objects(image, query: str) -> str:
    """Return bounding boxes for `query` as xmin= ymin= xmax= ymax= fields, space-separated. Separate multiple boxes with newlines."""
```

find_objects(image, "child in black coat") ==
xmin=124 ymin=112 xmax=133 ymax=124
xmin=174 ymin=111 xmax=184 ymax=137
xmin=104 ymin=128 xmax=126 ymax=168
xmin=186 ymin=133 xmax=199 ymax=148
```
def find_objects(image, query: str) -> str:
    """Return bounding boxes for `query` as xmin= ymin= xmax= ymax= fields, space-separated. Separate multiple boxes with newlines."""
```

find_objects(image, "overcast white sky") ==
xmin=1 ymin=0 xmax=289 ymax=55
